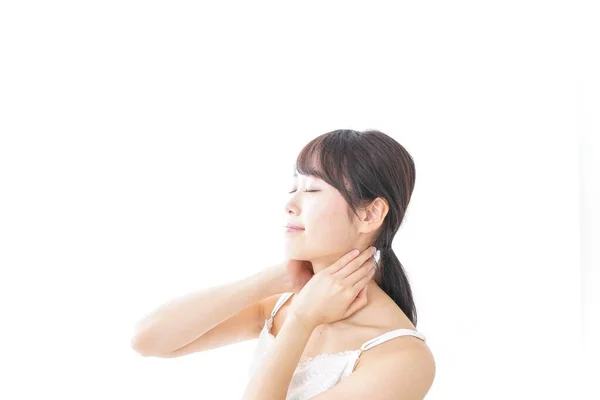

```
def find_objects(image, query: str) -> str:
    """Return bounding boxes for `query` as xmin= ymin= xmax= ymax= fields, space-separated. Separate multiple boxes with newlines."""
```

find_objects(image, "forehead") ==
xmin=292 ymin=171 xmax=319 ymax=181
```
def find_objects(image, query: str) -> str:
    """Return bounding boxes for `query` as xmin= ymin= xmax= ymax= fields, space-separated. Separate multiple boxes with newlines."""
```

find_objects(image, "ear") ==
xmin=357 ymin=197 xmax=389 ymax=234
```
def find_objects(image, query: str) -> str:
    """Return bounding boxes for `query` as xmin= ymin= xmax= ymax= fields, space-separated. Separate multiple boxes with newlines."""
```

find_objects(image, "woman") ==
xmin=132 ymin=129 xmax=436 ymax=399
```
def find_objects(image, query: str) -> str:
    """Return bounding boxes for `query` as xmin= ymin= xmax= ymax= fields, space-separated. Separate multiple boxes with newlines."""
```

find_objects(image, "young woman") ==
xmin=132 ymin=129 xmax=436 ymax=399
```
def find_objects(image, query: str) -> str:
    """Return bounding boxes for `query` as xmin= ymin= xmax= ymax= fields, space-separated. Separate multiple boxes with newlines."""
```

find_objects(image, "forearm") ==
xmin=242 ymin=313 xmax=316 ymax=400
xmin=132 ymin=264 xmax=289 ymax=355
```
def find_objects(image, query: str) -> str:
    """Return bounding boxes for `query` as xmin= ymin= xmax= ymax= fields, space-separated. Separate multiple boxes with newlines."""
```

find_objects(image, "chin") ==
xmin=283 ymin=245 xmax=313 ymax=261
xmin=283 ymin=247 xmax=302 ymax=260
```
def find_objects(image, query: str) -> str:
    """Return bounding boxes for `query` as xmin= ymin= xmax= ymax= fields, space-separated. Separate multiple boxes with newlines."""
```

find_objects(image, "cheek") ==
xmin=309 ymin=207 xmax=352 ymax=242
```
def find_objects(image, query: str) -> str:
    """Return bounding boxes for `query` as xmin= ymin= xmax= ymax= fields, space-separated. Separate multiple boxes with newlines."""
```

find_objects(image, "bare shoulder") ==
xmin=309 ymin=289 xmax=436 ymax=399
xmin=354 ymin=329 xmax=434 ymax=371
xmin=347 ymin=328 xmax=436 ymax=399
xmin=311 ymin=334 xmax=435 ymax=400
xmin=350 ymin=288 xmax=433 ymax=371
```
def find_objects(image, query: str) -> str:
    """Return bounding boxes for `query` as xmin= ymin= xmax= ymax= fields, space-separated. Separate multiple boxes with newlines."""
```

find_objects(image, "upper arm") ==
xmin=312 ymin=343 xmax=436 ymax=400
xmin=159 ymin=295 xmax=277 ymax=359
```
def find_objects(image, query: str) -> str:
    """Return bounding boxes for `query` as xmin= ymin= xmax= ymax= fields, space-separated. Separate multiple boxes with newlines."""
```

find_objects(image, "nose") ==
xmin=285 ymin=202 xmax=299 ymax=216
xmin=286 ymin=206 xmax=297 ymax=216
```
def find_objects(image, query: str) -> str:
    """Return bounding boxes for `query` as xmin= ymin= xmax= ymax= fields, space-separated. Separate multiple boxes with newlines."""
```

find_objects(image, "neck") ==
xmin=309 ymin=248 xmax=371 ymax=275
xmin=310 ymin=258 xmax=335 ymax=275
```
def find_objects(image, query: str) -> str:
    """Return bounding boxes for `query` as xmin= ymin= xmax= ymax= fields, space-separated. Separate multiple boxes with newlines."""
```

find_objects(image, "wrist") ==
xmin=261 ymin=263 xmax=293 ymax=294
xmin=287 ymin=309 xmax=318 ymax=332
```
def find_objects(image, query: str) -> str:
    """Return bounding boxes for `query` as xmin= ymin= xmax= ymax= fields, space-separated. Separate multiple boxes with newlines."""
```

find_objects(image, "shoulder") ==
xmin=364 ymin=340 xmax=435 ymax=399
xmin=356 ymin=331 xmax=434 ymax=371
xmin=312 ymin=332 xmax=436 ymax=399
xmin=353 ymin=325 xmax=433 ymax=372
xmin=349 ymin=289 xmax=432 ymax=370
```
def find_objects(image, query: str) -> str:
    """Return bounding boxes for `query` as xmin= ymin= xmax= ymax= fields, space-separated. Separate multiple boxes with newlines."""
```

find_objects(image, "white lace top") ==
xmin=247 ymin=292 xmax=427 ymax=400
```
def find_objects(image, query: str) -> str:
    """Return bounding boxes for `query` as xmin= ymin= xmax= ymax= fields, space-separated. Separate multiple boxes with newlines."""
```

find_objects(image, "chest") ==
xmin=268 ymin=299 xmax=354 ymax=361
xmin=250 ymin=323 xmax=360 ymax=392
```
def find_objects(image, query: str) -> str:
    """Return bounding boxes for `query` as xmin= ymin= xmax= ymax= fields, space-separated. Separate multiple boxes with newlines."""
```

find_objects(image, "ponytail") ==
xmin=374 ymin=246 xmax=417 ymax=327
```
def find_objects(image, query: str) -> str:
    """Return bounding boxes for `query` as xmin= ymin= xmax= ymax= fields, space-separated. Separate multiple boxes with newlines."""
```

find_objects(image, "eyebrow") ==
xmin=292 ymin=173 xmax=322 ymax=185
xmin=293 ymin=171 xmax=309 ymax=179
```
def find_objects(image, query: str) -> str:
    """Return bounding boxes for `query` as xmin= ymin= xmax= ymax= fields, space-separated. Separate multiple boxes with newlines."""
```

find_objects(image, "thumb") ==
xmin=359 ymin=285 xmax=368 ymax=298
xmin=343 ymin=286 xmax=368 ymax=319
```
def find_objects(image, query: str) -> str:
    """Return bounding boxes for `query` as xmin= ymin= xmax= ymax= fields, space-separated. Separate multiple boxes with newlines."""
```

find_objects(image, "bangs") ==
xmin=293 ymin=131 xmax=363 ymax=217
xmin=294 ymin=134 xmax=349 ymax=190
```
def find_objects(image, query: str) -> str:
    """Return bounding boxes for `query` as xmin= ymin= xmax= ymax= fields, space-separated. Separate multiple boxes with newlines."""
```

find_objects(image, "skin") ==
xmin=283 ymin=172 xmax=388 ymax=277
xmin=242 ymin=172 xmax=435 ymax=399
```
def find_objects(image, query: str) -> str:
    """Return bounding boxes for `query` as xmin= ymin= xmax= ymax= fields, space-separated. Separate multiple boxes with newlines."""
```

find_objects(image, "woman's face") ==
xmin=283 ymin=172 xmax=361 ymax=266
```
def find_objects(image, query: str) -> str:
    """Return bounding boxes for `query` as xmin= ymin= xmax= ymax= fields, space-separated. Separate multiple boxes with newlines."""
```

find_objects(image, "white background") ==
xmin=1 ymin=1 xmax=598 ymax=399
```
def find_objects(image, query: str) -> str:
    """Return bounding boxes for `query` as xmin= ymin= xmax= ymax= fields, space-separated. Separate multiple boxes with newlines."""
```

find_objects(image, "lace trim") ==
xmin=263 ymin=326 xmax=360 ymax=367
xmin=297 ymin=349 xmax=360 ymax=367
xmin=263 ymin=318 xmax=425 ymax=365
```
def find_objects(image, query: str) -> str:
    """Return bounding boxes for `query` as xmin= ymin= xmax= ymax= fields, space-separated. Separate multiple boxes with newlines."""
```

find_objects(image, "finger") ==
xmin=334 ymin=246 xmax=376 ymax=280
xmin=325 ymin=248 xmax=362 ymax=275
xmin=341 ymin=256 xmax=374 ymax=287
xmin=330 ymin=246 xmax=374 ymax=278
xmin=349 ymin=262 xmax=376 ymax=290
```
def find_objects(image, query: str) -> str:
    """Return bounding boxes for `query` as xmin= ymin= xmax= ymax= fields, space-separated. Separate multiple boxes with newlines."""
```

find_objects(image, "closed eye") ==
xmin=288 ymin=190 xmax=319 ymax=194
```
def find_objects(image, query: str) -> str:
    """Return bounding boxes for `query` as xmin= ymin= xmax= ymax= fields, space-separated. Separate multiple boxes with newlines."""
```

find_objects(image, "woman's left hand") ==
xmin=288 ymin=246 xmax=377 ymax=329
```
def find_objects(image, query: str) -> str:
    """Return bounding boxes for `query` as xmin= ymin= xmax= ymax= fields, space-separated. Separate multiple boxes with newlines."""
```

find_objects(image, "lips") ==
xmin=285 ymin=224 xmax=305 ymax=230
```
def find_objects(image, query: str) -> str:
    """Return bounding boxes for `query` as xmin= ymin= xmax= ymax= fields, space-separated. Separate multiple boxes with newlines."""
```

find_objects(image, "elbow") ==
xmin=131 ymin=337 xmax=169 ymax=358
xmin=130 ymin=331 xmax=177 ymax=358
xmin=130 ymin=332 xmax=154 ymax=357
xmin=130 ymin=326 xmax=164 ymax=357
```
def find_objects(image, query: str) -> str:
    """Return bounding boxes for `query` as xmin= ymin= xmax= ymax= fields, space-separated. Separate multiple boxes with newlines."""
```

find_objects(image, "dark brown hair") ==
xmin=294 ymin=129 xmax=418 ymax=326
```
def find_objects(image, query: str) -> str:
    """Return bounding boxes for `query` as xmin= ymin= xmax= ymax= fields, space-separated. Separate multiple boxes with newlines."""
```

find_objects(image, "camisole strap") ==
xmin=350 ymin=328 xmax=427 ymax=372
xmin=360 ymin=328 xmax=426 ymax=352
xmin=269 ymin=292 xmax=294 ymax=320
